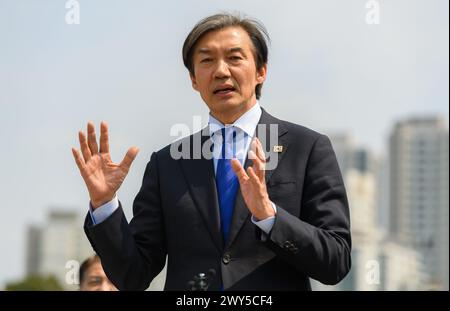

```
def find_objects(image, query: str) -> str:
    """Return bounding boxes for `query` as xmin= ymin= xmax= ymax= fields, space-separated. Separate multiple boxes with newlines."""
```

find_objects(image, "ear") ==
xmin=189 ymin=72 xmax=199 ymax=91
xmin=256 ymin=63 xmax=267 ymax=84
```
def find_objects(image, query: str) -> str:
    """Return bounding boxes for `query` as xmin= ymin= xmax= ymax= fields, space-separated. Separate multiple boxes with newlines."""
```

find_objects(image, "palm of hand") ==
xmin=72 ymin=122 xmax=139 ymax=208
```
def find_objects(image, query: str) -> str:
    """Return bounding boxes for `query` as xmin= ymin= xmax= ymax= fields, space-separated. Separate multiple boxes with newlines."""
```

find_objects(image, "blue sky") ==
xmin=0 ymin=0 xmax=448 ymax=287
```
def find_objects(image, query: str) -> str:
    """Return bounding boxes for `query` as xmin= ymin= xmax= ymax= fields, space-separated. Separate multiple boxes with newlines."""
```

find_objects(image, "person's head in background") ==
xmin=79 ymin=254 xmax=118 ymax=291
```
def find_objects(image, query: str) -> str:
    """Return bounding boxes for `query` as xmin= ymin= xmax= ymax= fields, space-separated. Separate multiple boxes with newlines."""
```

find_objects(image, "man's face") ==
xmin=80 ymin=262 xmax=118 ymax=291
xmin=190 ymin=26 xmax=267 ymax=123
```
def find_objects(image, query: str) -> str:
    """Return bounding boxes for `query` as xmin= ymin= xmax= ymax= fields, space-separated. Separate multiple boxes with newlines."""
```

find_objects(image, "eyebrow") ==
xmin=196 ymin=47 xmax=245 ymax=54
xmin=229 ymin=47 xmax=245 ymax=54
xmin=197 ymin=48 xmax=212 ymax=54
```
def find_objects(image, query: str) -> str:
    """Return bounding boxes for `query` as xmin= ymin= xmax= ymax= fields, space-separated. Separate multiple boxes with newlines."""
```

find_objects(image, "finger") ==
xmin=248 ymin=150 xmax=265 ymax=182
xmin=78 ymin=131 xmax=92 ymax=162
xmin=120 ymin=146 xmax=139 ymax=171
xmin=100 ymin=121 xmax=110 ymax=154
xmin=248 ymin=138 xmax=257 ymax=160
xmin=254 ymin=138 xmax=267 ymax=180
xmin=231 ymin=158 xmax=249 ymax=183
xmin=254 ymin=137 xmax=266 ymax=163
xmin=71 ymin=147 xmax=85 ymax=171
xmin=87 ymin=122 xmax=99 ymax=155
xmin=246 ymin=166 xmax=261 ymax=186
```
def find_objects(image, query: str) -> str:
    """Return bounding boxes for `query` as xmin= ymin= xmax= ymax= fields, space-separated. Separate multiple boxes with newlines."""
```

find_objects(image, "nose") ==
xmin=213 ymin=59 xmax=231 ymax=79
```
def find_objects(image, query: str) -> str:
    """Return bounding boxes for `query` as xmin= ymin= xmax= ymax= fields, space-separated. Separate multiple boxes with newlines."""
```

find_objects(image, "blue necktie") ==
xmin=216 ymin=128 xmax=239 ymax=244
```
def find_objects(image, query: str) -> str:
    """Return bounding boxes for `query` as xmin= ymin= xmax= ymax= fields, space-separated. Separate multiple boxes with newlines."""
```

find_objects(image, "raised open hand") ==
xmin=231 ymin=137 xmax=275 ymax=221
xmin=72 ymin=121 xmax=139 ymax=209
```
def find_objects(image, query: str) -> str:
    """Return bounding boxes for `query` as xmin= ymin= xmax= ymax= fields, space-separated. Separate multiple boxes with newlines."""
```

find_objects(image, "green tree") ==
xmin=5 ymin=275 xmax=64 ymax=291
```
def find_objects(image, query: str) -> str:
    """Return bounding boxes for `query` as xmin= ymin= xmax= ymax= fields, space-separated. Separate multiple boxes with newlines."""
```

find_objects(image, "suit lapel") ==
xmin=257 ymin=108 xmax=289 ymax=183
xmin=226 ymin=108 xmax=289 ymax=249
xmin=179 ymin=129 xmax=223 ymax=252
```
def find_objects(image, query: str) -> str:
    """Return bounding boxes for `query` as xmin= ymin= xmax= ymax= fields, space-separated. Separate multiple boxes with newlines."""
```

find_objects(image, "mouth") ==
xmin=213 ymin=86 xmax=236 ymax=96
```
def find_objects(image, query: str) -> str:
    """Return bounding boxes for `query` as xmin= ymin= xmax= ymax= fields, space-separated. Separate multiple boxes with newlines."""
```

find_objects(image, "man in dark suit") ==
xmin=72 ymin=13 xmax=351 ymax=290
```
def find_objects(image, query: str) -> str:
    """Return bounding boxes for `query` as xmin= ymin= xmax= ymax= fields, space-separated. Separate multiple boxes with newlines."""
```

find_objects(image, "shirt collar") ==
xmin=208 ymin=102 xmax=262 ymax=139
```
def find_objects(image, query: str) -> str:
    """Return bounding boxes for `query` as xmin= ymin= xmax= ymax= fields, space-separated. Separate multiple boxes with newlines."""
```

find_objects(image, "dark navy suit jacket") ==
xmin=84 ymin=109 xmax=351 ymax=290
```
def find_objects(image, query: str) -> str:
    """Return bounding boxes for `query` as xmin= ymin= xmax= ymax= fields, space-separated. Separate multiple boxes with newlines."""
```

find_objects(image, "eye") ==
xmin=200 ymin=58 xmax=213 ymax=63
xmin=88 ymin=278 xmax=102 ymax=286
xmin=229 ymin=55 xmax=242 ymax=61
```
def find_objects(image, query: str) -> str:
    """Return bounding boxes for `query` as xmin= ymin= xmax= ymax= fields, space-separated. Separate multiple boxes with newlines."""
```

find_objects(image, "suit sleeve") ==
xmin=264 ymin=134 xmax=351 ymax=285
xmin=84 ymin=152 xmax=167 ymax=290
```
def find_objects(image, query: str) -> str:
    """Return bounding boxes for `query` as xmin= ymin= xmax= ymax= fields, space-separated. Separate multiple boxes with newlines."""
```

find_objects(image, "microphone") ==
xmin=187 ymin=268 xmax=216 ymax=291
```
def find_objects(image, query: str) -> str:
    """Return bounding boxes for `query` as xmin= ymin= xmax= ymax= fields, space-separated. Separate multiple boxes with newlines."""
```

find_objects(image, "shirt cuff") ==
xmin=89 ymin=196 xmax=119 ymax=225
xmin=251 ymin=202 xmax=277 ymax=235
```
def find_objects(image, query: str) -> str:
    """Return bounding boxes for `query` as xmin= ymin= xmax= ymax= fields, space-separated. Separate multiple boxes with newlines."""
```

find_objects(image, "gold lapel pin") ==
xmin=273 ymin=145 xmax=283 ymax=153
